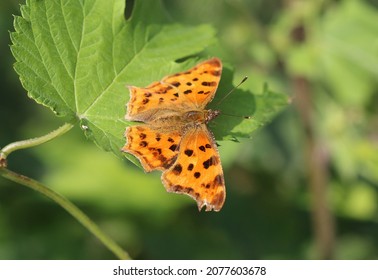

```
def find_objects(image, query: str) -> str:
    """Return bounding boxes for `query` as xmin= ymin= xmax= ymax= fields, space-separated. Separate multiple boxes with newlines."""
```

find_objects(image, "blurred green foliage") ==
xmin=1 ymin=0 xmax=377 ymax=259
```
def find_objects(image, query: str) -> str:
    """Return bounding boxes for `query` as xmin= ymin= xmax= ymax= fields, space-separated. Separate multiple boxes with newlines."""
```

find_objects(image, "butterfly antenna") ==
xmin=215 ymin=76 xmax=250 ymax=119
xmin=222 ymin=112 xmax=251 ymax=119
xmin=215 ymin=76 xmax=248 ymax=107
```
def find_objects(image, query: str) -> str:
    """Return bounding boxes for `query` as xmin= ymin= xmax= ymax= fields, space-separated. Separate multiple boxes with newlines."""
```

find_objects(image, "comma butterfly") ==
xmin=122 ymin=58 xmax=225 ymax=211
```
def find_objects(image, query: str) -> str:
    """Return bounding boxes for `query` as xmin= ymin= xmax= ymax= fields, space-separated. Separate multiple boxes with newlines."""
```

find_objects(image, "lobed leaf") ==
xmin=11 ymin=0 xmax=288 ymax=161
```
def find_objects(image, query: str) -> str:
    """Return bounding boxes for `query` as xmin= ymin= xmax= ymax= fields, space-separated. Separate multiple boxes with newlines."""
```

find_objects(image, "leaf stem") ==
xmin=0 ymin=167 xmax=131 ymax=260
xmin=0 ymin=122 xmax=74 ymax=166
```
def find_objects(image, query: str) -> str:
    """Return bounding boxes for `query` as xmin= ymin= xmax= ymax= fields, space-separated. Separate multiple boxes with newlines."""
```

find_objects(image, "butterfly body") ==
xmin=184 ymin=109 xmax=221 ymax=124
xmin=122 ymin=58 xmax=225 ymax=211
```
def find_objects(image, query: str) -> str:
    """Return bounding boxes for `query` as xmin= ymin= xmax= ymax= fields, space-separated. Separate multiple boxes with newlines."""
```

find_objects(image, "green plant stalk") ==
xmin=0 ymin=123 xmax=74 ymax=163
xmin=0 ymin=122 xmax=131 ymax=259
xmin=0 ymin=167 xmax=131 ymax=260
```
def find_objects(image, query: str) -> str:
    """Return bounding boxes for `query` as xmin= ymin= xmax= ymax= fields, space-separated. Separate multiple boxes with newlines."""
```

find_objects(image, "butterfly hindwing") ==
xmin=122 ymin=125 xmax=181 ymax=172
xmin=161 ymin=126 xmax=225 ymax=211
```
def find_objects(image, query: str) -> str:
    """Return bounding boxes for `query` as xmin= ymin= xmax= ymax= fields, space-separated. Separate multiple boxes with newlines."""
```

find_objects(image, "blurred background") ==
xmin=1 ymin=0 xmax=377 ymax=259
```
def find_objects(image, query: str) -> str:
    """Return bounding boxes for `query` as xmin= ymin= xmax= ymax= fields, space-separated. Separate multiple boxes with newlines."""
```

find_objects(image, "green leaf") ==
xmin=316 ymin=0 xmax=378 ymax=106
xmin=10 ymin=0 xmax=288 ymax=161
xmin=210 ymin=72 xmax=288 ymax=141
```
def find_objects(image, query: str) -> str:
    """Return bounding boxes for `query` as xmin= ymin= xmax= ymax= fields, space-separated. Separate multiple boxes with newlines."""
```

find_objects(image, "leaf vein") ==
xmin=80 ymin=29 xmax=156 ymax=116
xmin=73 ymin=0 xmax=86 ymax=114
xmin=36 ymin=2 xmax=72 ymax=95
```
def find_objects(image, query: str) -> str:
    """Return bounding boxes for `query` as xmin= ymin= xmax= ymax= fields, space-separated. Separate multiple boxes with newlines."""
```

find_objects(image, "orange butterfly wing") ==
xmin=122 ymin=125 xmax=180 ymax=172
xmin=162 ymin=126 xmax=225 ymax=211
xmin=126 ymin=58 xmax=222 ymax=121
xmin=123 ymin=58 xmax=226 ymax=211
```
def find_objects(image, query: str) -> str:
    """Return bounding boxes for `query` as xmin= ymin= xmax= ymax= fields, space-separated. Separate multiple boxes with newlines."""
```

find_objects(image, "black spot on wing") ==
xmin=202 ymin=81 xmax=217 ymax=87
xmin=172 ymin=164 xmax=182 ymax=175
xmin=203 ymin=156 xmax=218 ymax=169
xmin=213 ymin=174 xmax=224 ymax=186
xmin=169 ymin=144 xmax=178 ymax=151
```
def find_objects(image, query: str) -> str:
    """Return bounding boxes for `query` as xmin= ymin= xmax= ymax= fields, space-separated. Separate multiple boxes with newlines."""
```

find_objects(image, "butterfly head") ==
xmin=205 ymin=109 xmax=221 ymax=123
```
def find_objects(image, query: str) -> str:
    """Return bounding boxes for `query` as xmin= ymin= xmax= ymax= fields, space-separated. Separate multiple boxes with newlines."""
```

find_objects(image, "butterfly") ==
xmin=122 ymin=58 xmax=225 ymax=211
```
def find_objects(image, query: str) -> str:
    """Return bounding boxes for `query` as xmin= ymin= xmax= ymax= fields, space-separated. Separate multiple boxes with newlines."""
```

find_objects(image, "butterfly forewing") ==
xmin=126 ymin=58 xmax=222 ymax=121
xmin=162 ymin=58 xmax=222 ymax=108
